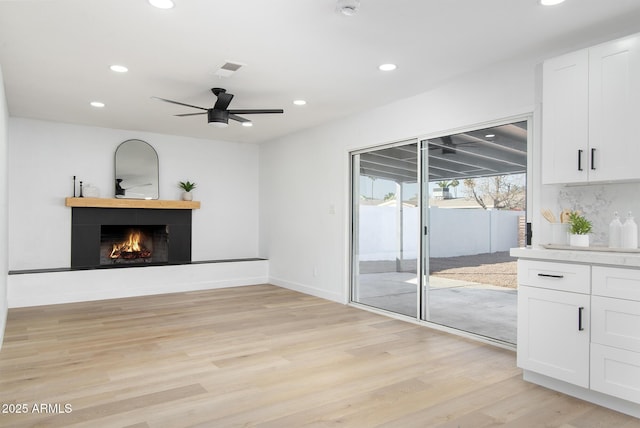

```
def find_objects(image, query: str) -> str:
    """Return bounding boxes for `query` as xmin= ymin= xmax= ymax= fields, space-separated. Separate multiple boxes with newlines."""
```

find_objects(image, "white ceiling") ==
xmin=2 ymin=0 xmax=640 ymax=144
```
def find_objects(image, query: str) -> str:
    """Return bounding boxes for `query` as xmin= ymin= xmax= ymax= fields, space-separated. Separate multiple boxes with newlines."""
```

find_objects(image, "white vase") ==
xmin=569 ymin=234 xmax=589 ymax=247
xmin=550 ymin=223 xmax=569 ymax=245
xmin=182 ymin=191 xmax=193 ymax=201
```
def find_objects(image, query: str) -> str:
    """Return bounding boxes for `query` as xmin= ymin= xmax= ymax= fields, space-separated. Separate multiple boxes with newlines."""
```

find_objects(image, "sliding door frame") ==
xmin=348 ymin=113 xmax=531 ymax=349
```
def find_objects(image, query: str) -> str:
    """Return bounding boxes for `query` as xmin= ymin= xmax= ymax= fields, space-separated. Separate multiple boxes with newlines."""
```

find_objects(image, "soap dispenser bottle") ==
xmin=609 ymin=212 xmax=623 ymax=248
xmin=622 ymin=211 xmax=638 ymax=249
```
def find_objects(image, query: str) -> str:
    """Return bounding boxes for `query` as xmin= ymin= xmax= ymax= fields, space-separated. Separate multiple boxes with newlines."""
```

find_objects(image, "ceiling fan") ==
xmin=152 ymin=88 xmax=284 ymax=128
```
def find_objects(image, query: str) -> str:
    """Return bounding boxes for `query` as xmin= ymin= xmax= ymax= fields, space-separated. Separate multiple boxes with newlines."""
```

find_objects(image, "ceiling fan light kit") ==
xmin=208 ymin=109 xmax=229 ymax=127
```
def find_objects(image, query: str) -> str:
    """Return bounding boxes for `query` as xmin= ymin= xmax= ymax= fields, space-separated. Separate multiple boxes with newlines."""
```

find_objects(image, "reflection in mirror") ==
xmin=114 ymin=139 xmax=159 ymax=200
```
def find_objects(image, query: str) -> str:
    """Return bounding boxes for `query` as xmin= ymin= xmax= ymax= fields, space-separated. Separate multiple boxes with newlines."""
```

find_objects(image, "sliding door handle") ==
xmin=591 ymin=148 xmax=596 ymax=170
xmin=578 ymin=306 xmax=585 ymax=331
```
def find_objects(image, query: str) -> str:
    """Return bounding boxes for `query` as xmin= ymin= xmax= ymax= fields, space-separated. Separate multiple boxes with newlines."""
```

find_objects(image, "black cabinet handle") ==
xmin=578 ymin=307 xmax=584 ymax=331
xmin=591 ymin=148 xmax=596 ymax=170
xmin=578 ymin=149 xmax=583 ymax=171
xmin=537 ymin=273 xmax=564 ymax=279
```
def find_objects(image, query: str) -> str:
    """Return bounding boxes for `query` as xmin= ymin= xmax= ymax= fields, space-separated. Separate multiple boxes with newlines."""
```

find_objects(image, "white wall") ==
xmin=0 ymin=65 xmax=8 ymax=348
xmin=260 ymin=58 xmax=536 ymax=303
xmin=8 ymin=119 xmax=260 ymax=271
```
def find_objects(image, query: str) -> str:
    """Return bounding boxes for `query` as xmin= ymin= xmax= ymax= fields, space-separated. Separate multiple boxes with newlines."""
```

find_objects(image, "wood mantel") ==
xmin=65 ymin=197 xmax=200 ymax=210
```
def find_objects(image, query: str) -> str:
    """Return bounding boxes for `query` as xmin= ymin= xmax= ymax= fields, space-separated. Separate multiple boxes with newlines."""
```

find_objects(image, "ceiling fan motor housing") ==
xmin=208 ymin=109 xmax=229 ymax=126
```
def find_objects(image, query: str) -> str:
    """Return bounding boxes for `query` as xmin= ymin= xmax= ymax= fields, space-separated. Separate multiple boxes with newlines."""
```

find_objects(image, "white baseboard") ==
xmin=8 ymin=260 xmax=269 ymax=308
xmin=269 ymin=276 xmax=345 ymax=304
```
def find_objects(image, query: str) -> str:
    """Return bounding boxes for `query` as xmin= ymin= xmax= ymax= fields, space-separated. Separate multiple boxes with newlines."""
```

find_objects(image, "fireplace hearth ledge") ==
xmin=7 ymin=259 xmax=269 ymax=308
xmin=9 ymin=258 xmax=267 ymax=275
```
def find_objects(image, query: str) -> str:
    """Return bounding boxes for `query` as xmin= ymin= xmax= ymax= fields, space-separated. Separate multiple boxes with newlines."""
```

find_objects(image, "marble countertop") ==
xmin=510 ymin=246 xmax=640 ymax=268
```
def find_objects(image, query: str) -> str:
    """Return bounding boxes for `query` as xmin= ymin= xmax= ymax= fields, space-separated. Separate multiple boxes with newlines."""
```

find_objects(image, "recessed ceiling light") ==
xmin=148 ymin=0 xmax=174 ymax=9
xmin=378 ymin=63 xmax=397 ymax=71
xmin=485 ymin=134 xmax=495 ymax=138
xmin=109 ymin=65 xmax=128 ymax=73
xmin=242 ymin=122 xmax=253 ymax=127
xmin=540 ymin=0 xmax=565 ymax=5
xmin=90 ymin=101 xmax=105 ymax=108
xmin=293 ymin=100 xmax=307 ymax=106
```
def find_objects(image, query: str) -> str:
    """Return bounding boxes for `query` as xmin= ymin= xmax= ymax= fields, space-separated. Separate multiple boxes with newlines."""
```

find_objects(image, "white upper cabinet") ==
xmin=589 ymin=35 xmax=640 ymax=182
xmin=542 ymin=49 xmax=589 ymax=184
xmin=542 ymin=33 xmax=640 ymax=184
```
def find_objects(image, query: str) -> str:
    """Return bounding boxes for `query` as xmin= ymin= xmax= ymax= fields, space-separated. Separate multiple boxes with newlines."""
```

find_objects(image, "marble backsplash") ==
xmin=546 ymin=182 xmax=640 ymax=246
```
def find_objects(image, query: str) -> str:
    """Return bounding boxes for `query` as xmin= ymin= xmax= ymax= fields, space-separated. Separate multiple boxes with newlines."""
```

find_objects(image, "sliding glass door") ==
xmin=351 ymin=141 xmax=419 ymax=317
xmin=350 ymin=118 xmax=529 ymax=345
xmin=420 ymin=120 xmax=528 ymax=344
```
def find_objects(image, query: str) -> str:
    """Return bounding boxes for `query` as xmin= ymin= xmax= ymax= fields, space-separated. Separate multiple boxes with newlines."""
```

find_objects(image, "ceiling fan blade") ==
xmin=228 ymin=109 xmax=284 ymax=115
xmin=213 ymin=91 xmax=234 ymax=110
xmin=152 ymin=96 xmax=208 ymax=111
xmin=175 ymin=112 xmax=208 ymax=117
xmin=229 ymin=113 xmax=250 ymax=123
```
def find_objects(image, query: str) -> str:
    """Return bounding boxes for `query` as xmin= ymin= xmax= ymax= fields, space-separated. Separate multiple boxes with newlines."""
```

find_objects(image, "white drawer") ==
xmin=592 ymin=266 xmax=640 ymax=301
xmin=591 ymin=343 xmax=640 ymax=404
xmin=592 ymin=296 xmax=640 ymax=352
xmin=517 ymin=260 xmax=590 ymax=294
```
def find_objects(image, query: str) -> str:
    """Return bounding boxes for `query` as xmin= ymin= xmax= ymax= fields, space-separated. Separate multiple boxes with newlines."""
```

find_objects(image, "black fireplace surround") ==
xmin=71 ymin=207 xmax=192 ymax=269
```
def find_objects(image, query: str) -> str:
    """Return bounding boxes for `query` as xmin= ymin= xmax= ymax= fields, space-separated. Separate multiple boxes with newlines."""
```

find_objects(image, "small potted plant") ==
xmin=568 ymin=211 xmax=592 ymax=247
xmin=178 ymin=181 xmax=197 ymax=201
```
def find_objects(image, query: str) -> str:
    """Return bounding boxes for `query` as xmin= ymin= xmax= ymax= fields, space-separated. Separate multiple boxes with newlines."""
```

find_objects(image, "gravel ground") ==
xmin=429 ymin=251 xmax=517 ymax=288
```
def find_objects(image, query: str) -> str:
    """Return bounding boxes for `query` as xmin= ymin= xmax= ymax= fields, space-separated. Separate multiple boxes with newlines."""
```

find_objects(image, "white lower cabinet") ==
xmin=590 ymin=267 xmax=640 ymax=404
xmin=517 ymin=260 xmax=640 ymax=413
xmin=518 ymin=284 xmax=590 ymax=388
xmin=591 ymin=295 xmax=640 ymax=353
xmin=591 ymin=343 xmax=640 ymax=404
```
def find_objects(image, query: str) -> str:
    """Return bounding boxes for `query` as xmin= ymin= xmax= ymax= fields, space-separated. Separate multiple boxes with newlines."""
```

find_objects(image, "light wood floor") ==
xmin=0 ymin=285 xmax=637 ymax=427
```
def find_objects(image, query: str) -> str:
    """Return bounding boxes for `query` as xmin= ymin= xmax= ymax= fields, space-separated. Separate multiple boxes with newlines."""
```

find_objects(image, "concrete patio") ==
xmin=355 ymin=272 xmax=517 ymax=344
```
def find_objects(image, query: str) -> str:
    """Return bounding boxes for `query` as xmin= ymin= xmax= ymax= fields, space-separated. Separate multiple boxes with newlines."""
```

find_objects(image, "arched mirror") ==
xmin=114 ymin=139 xmax=159 ymax=200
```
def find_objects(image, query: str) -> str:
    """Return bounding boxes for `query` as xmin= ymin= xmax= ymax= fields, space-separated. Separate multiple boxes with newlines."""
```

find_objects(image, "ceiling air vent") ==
xmin=214 ymin=61 xmax=244 ymax=78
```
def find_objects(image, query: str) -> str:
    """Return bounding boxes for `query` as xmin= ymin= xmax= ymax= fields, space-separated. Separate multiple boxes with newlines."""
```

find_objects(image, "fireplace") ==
xmin=71 ymin=207 xmax=192 ymax=269
xmin=100 ymin=225 xmax=169 ymax=265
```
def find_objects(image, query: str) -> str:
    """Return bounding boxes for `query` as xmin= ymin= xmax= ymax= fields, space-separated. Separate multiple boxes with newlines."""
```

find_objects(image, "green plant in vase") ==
xmin=179 ymin=181 xmax=197 ymax=201
xmin=568 ymin=211 xmax=592 ymax=247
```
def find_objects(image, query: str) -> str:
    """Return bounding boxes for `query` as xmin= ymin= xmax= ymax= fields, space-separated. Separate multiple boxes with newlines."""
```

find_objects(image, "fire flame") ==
xmin=109 ymin=230 xmax=151 ymax=259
